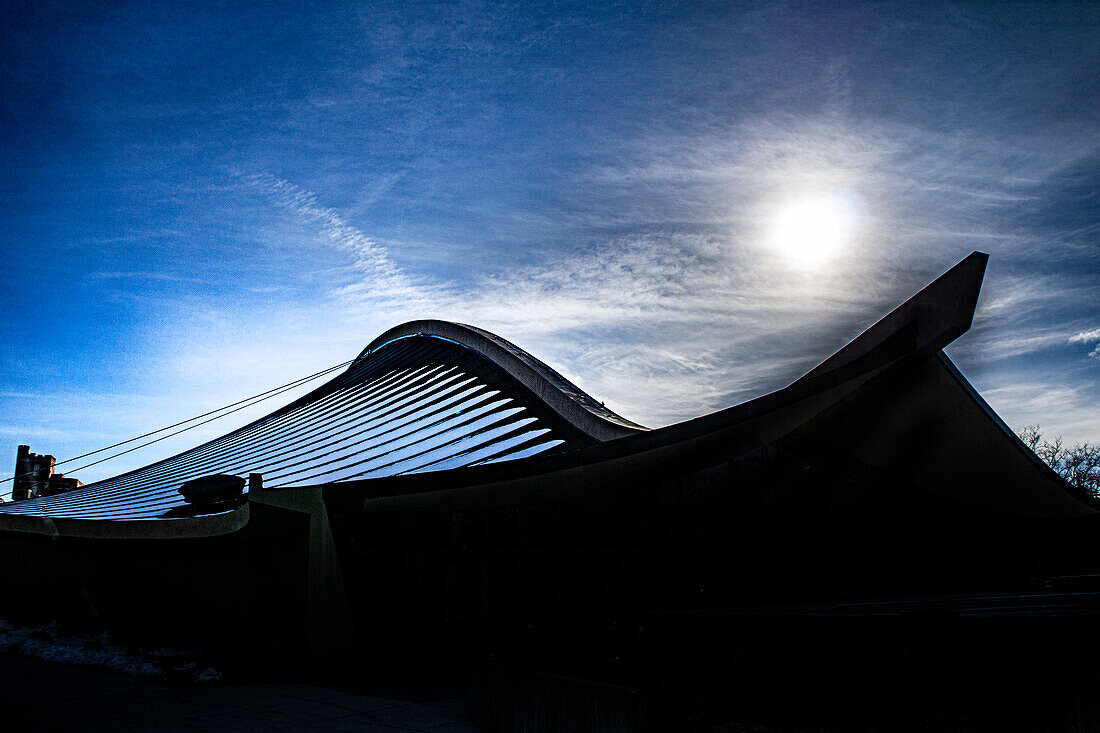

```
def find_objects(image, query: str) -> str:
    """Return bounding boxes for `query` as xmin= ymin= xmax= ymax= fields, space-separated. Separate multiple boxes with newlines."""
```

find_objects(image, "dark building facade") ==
xmin=11 ymin=445 xmax=82 ymax=501
xmin=0 ymin=252 xmax=1096 ymax=731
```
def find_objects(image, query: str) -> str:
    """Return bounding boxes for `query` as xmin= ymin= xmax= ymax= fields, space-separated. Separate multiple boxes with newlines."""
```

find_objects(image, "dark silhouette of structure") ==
xmin=11 ymin=445 xmax=83 ymax=501
xmin=0 ymin=252 xmax=1097 ymax=731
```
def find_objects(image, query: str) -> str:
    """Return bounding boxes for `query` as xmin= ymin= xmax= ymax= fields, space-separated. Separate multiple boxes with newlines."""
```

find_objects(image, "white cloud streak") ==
xmin=1070 ymin=328 xmax=1100 ymax=345
xmin=1068 ymin=329 xmax=1100 ymax=359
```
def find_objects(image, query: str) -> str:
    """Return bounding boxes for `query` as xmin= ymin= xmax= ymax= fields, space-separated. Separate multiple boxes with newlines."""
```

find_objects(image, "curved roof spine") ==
xmin=357 ymin=320 xmax=648 ymax=441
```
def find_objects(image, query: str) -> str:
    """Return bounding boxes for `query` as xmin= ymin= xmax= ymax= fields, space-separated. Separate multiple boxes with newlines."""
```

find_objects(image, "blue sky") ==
xmin=2 ymin=1 xmax=1098 ymax=485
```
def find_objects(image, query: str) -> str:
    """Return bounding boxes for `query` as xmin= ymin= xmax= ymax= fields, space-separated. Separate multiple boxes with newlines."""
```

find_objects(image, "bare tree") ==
xmin=1016 ymin=425 xmax=1100 ymax=497
xmin=1064 ymin=444 xmax=1100 ymax=493
xmin=1018 ymin=424 xmax=1042 ymax=452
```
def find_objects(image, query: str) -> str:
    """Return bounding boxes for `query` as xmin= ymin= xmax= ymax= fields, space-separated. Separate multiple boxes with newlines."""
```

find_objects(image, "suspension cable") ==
xmin=3 ymin=357 xmax=356 ymax=486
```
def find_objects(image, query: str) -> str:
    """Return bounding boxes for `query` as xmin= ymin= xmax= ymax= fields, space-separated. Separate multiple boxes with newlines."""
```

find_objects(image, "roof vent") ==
xmin=179 ymin=474 xmax=246 ymax=505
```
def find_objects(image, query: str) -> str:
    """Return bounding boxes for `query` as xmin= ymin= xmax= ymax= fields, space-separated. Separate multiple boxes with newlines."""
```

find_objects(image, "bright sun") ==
xmin=767 ymin=191 xmax=861 ymax=268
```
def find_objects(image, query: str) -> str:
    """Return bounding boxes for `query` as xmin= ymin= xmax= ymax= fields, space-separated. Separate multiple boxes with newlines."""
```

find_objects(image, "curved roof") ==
xmin=1 ymin=250 xmax=1091 ymax=532
xmin=0 ymin=328 xmax=643 ymax=522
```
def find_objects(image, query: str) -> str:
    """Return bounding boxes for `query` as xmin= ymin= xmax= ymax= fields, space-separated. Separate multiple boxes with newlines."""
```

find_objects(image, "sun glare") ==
xmin=767 ymin=191 xmax=861 ymax=268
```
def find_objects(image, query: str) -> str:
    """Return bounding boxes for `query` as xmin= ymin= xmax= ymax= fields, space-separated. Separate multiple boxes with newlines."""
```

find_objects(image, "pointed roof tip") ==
xmin=957 ymin=249 xmax=989 ymax=278
xmin=794 ymin=251 xmax=990 ymax=387
xmin=923 ymin=249 xmax=988 ymax=335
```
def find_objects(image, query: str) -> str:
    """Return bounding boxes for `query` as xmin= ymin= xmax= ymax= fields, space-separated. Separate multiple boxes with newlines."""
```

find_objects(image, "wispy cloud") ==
xmin=231 ymin=94 xmax=1099 ymax=435
xmin=232 ymin=161 xmax=920 ymax=426
xmin=90 ymin=271 xmax=215 ymax=284
xmin=242 ymin=173 xmax=437 ymax=307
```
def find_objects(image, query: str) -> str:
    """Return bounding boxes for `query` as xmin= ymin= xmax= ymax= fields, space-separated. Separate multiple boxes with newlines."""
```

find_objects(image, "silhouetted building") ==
xmin=12 ymin=445 xmax=82 ymax=501
xmin=0 ymin=253 xmax=1098 ymax=730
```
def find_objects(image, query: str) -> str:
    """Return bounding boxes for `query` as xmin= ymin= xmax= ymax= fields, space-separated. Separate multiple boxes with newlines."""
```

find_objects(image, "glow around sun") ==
xmin=766 ymin=191 xmax=863 ymax=268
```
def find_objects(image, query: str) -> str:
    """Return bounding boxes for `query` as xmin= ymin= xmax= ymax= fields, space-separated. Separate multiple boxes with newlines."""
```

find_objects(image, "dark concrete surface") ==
xmin=0 ymin=656 xmax=480 ymax=732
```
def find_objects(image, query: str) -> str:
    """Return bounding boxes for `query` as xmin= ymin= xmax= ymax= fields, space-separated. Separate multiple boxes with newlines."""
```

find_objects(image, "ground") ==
xmin=0 ymin=655 xmax=480 ymax=732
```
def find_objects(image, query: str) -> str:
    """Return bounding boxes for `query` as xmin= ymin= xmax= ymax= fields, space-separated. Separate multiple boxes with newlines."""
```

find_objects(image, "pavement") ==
xmin=0 ymin=655 xmax=482 ymax=732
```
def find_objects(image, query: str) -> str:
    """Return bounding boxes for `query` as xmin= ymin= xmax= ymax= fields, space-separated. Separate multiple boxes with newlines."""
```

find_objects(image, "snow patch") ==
xmin=0 ymin=620 xmax=222 ymax=685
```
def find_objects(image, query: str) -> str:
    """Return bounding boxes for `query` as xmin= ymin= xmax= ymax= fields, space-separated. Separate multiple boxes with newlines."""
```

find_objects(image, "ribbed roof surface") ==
xmin=0 ymin=332 xmax=620 ymax=520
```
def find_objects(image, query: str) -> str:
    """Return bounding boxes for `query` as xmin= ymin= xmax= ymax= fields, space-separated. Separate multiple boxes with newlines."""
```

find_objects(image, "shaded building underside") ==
xmin=1 ymin=251 xmax=1097 ymax=731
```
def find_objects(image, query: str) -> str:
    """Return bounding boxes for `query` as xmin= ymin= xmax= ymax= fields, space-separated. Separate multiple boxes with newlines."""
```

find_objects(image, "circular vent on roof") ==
xmin=179 ymin=474 xmax=245 ymax=505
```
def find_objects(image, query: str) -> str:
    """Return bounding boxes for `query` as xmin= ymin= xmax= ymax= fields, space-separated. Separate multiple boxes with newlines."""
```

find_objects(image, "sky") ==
xmin=2 ymin=0 xmax=1098 ymax=486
